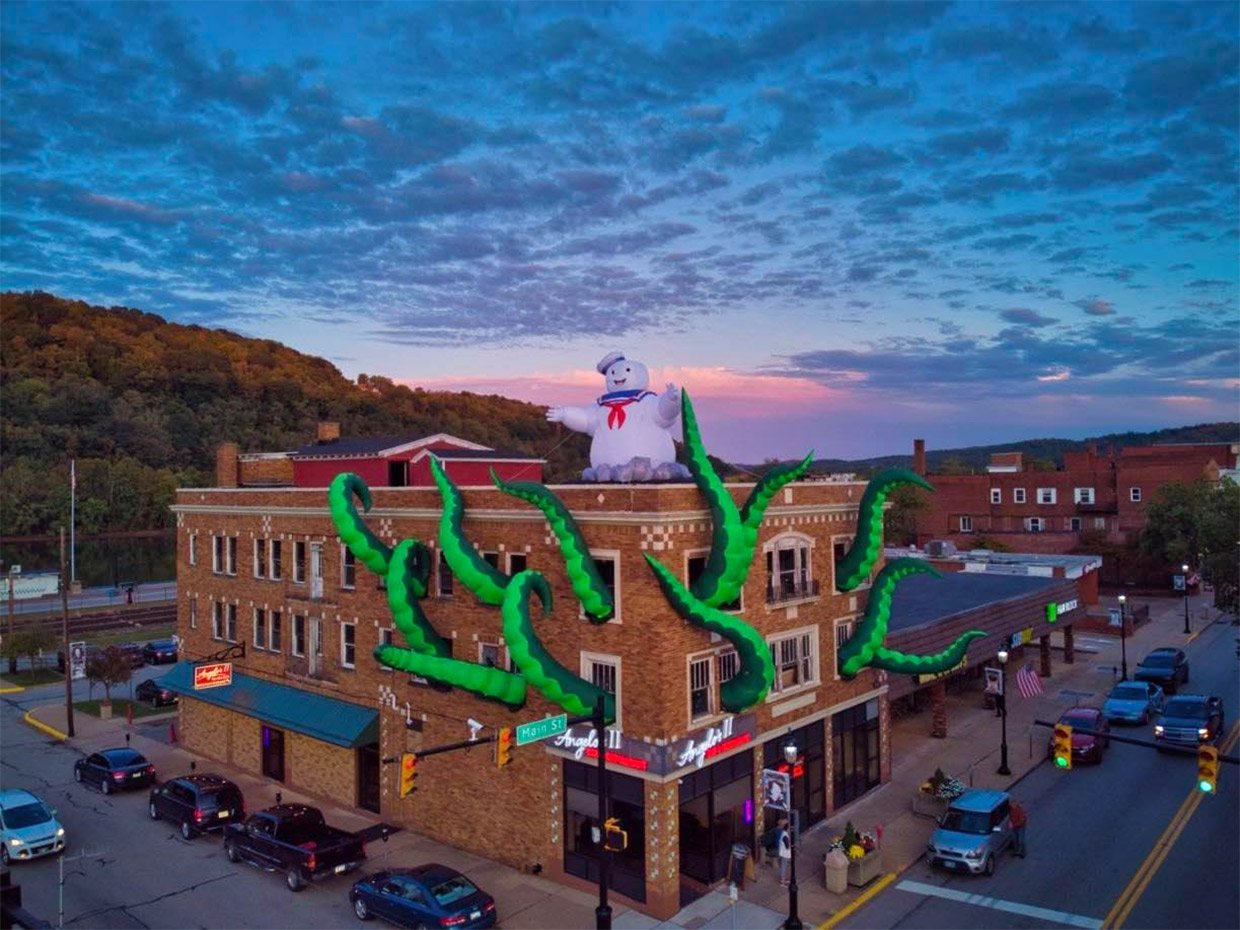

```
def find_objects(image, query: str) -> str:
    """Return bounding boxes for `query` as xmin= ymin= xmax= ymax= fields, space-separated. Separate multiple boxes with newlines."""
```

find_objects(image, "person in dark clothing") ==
xmin=1010 ymin=799 xmax=1028 ymax=857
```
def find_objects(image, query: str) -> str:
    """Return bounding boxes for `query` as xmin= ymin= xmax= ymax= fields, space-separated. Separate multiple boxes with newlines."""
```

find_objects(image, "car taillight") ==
xmin=147 ymin=766 xmax=156 ymax=776
xmin=193 ymin=808 xmax=204 ymax=823
xmin=306 ymin=853 xmax=316 ymax=872
xmin=112 ymin=772 xmax=126 ymax=780
xmin=484 ymin=901 xmax=496 ymax=913
xmin=440 ymin=917 xmax=467 ymax=928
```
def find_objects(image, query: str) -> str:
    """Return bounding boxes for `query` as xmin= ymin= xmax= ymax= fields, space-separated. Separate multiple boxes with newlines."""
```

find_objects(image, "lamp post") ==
xmin=996 ymin=649 xmax=1011 ymax=776
xmin=781 ymin=736 xmax=802 ymax=930
xmin=1118 ymin=595 xmax=1128 ymax=682
xmin=1182 ymin=563 xmax=1191 ymax=635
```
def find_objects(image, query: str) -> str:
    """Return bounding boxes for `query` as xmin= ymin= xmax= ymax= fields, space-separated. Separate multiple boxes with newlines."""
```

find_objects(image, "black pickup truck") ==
xmin=223 ymin=804 xmax=367 ymax=892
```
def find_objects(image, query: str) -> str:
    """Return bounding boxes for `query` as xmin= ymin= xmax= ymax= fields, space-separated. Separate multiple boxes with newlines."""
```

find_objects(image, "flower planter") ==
xmin=847 ymin=850 xmax=882 ymax=887
xmin=912 ymin=791 xmax=949 ymax=820
xmin=99 ymin=702 xmax=113 ymax=720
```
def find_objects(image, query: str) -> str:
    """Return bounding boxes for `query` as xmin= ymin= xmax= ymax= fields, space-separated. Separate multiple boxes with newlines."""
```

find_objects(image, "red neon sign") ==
xmin=776 ymin=760 xmax=805 ymax=779
xmin=583 ymin=747 xmax=649 ymax=772
xmin=194 ymin=662 xmax=233 ymax=690
xmin=704 ymin=732 xmax=752 ymax=760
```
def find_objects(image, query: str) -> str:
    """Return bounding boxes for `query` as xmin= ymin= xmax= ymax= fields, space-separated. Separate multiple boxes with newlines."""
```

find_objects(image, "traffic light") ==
xmin=496 ymin=727 xmax=514 ymax=768
xmin=1197 ymin=745 xmax=1219 ymax=794
xmin=1052 ymin=723 xmax=1073 ymax=770
xmin=603 ymin=817 xmax=628 ymax=852
xmin=399 ymin=752 xmax=418 ymax=798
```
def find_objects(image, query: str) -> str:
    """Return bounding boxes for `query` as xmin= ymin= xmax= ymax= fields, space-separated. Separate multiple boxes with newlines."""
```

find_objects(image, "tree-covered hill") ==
xmin=0 ymin=291 xmax=590 ymax=536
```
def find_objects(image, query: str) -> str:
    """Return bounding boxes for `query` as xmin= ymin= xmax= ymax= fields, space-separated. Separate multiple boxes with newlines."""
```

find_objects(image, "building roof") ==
xmin=888 ymin=571 xmax=1062 ymax=633
xmin=886 ymin=546 xmax=1102 ymax=580
xmin=291 ymin=435 xmax=422 ymax=457
xmin=288 ymin=431 xmax=541 ymax=462
xmin=417 ymin=448 xmax=544 ymax=462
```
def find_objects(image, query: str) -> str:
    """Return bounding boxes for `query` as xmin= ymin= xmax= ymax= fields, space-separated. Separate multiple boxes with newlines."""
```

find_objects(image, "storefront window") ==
xmin=832 ymin=700 xmax=881 ymax=809
xmin=762 ymin=721 xmax=825 ymax=837
xmin=678 ymin=749 xmax=754 ymax=885
xmin=563 ymin=761 xmax=645 ymax=903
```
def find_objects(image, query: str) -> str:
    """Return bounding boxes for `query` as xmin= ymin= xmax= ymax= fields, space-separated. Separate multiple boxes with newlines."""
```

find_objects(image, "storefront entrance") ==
xmin=357 ymin=743 xmax=380 ymax=813
xmin=832 ymin=700 xmax=880 ymax=808
xmin=678 ymin=748 xmax=754 ymax=885
xmin=261 ymin=725 xmax=285 ymax=783
xmin=762 ymin=720 xmax=826 ymax=836
xmin=563 ymin=760 xmax=646 ymax=903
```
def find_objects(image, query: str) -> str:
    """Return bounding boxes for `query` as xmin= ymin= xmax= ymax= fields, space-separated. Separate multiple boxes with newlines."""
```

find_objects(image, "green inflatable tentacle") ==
xmin=836 ymin=468 xmax=934 ymax=592
xmin=681 ymin=390 xmax=749 ymax=608
xmin=870 ymin=633 xmax=987 ymax=675
xmin=489 ymin=469 xmax=614 ymax=622
xmin=373 ymin=644 xmax=527 ymax=707
xmin=838 ymin=558 xmax=940 ymax=678
xmin=644 ymin=554 xmax=774 ymax=711
xmin=501 ymin=570 xmax=615 ymax=722
xmin=430 ymin=456 xmax=510 ymax=605
xmin=386 ymin=540 xmax=450 ymax=657
xmin=328 ymin=473 xmax=392 ymax=576
xmin=739 ymin=452 xmax=815 ymax=548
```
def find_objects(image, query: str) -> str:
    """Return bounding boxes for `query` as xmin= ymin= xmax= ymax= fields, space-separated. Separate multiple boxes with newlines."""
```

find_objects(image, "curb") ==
xmin=22 ymin=711 xmax=68 ymax=741
xmin=0 ymin=684 xmax=25 ymax=694
xmin=819 ymin=872 xmax=896 ymax=929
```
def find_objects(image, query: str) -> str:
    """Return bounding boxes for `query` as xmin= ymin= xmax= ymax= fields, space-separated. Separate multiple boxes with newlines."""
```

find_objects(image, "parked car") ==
xmin=142 ymin=640 xmax=178 ymax=664
xmin=118 ymin=642 xmax=147 ymax=669
xmin=74 ymin=748 xmax=157 ymax=794
xmin=1133 ymin=647 xmax=1189 ymax=695
xmin=1048 ymin=707 xmax=1110 ymax=764
xmin=135 ymin=678 xmax=179 ymax=708
xmin=1154 ymin=694 xmax=1225 ymax=750
xmin=350 ymin=865 xmax=497 ymax=928
xmin=1102 ymin=680 xmax=1165 ymax=725
xmin=149 ymin=774 xmax=245 ymax=840
xmin=925 ymin=788 xmax=1014 ymax=876
xmin=0 ymin=788 xmax=66 ymax=864
xmin=224 ymin=804 xmax=367 ymax=892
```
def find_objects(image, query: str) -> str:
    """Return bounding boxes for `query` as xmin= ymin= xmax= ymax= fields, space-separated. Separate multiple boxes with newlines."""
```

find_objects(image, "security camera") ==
xmin=467 ymin=718 xmax=484 ymax=741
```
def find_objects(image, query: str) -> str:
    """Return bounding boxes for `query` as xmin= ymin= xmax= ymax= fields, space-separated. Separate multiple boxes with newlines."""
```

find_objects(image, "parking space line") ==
xmin=895 ymin=879 xmax=1102 ymax=929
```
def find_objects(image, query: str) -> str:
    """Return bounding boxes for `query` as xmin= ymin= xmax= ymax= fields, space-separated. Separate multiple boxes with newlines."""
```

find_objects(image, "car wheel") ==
xmin=101 ymin=777 xmax=111 ymax=795
xmin=180 ymin=820 xmax=194 ymax=841
xmin=73 ymin=767 xmax=82 ymax=783
xmin=983 ymin=854 xmax=995 ymax=877
xmin=353 ymin=897 xmax=372 ymax=921
xmin=286 ymin=867 xmax=305 ymax=892
xmin=1 ymin=845 xmax=9 ymax=866
xmin=149 ymin=802 xmax=159 ymax=820
xmin=226 ymin=841 xmax=241 ymax=863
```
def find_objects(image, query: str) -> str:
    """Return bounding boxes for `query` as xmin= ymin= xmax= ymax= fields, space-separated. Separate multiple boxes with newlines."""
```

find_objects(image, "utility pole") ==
xmin=6 ymin=564 xmax=15 ymax=676
xmin=594 ymin=693 xmax=611 ymax=930
xmin=60 ymin=528 xmax=75 ymax=737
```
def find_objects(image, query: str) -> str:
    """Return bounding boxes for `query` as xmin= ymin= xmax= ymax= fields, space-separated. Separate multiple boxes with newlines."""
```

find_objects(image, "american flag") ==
xmin=1016 ymin=663 xmax=1044 ymax=699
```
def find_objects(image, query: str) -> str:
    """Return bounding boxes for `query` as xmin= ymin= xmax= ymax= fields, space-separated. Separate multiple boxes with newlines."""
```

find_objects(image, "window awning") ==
xmin=158 ymin=662 xmax=379 ymax=749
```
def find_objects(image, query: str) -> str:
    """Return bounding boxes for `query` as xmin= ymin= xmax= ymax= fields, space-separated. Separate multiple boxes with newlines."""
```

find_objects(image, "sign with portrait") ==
xmin=761 ymin=768 xmax=791 ymax=811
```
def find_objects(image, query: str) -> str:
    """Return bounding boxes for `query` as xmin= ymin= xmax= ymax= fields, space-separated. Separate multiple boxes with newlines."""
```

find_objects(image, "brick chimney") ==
xmin=913 ymin=438 xmax=926 ymax=476
xmin=317 ymin=422 xmax=340 ymax=444
xmin=216 ymin=443 xmax=239 ymax=488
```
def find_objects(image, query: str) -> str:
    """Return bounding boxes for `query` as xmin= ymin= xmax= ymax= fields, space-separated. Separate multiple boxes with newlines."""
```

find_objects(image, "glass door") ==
xmin=262 ymin=725 xmax=285 ymax=782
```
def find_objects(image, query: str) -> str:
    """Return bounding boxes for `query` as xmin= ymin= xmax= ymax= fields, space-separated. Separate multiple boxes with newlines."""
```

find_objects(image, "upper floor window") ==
xmin=768 ymin=628 xmax=817 ymax=695
xmin=212 ymin=535 xmax=224 ymax=574
xmin=960 ymin=516 xmax=973 ymax=533
xmin=437 ymin=550 xmax=454 ymax=598
xmin=582 ymin=652 xmax=620 ymax=728
xmin=766 ymin=534 xmax=816 ymax=602
xmin=253 ymin=609 xmax=267 ymax=650
xmin=689 ymin=656 xmax=713 ymax=720
xmin=341 ymin=547 xmax=356 ymax=590
xmin=687 ymin=553 xmax=740 ymax=611
xmin=1130 ymin=487 xmax=1142 ymax=502
xmin=189 ymin=595 xmax=197 ymax=630
xmin=1069 ymin=517 xmax=1082 ymax=532
xmin=586 ymin=552 xmax=620 ymax=622
xmin=188 ymin=533 xmax=198 ymax=567
xmin=340 ymin=622 xmax=356 ymax=669
xmin=507 ymin=552 xmax=527 ymax=575
xmin=293 ymin=541 xmax=306 ymax=584
xmin=990 ymin=489 xmax=1001 ymax=505
xmin=269 ymin=610 xmax=283 ymax=653
xmin=1026 ymin=517 xmax=1044 ymax=533
xmin=479 ymin=641 xmax=509 ymax=670
xmin=212 ymin=601 xmax=222 ymax=640
xmin=225 ymin=604 xmax=237 ymax=642
xmin=270 ymin=540 xmax=282 ymax=580
xmin=292 ymin=614 xmax=306 ymax=657
xmin=1074 ymin=487 xmax=1095 ymax=505
xmin=1013 ymin=488 xmax=1027 ymax=504
xmin=254 ymin=539 xmax=268 ymax=579
xmin=1094 ymin=517 xmax=1106 ymax=530
xmin=833 ymin=620 xmax=855 ymax=679
xmin=1037 ymin=488 xmax=1056 ymax=505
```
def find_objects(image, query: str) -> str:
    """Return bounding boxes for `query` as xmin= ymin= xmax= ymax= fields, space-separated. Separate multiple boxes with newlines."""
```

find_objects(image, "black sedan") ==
xmin=142 ymin=640 xmax=178 ymax=664
xmin=135 ymin=678 xmax=178 ymax=707
xmin=1133 ymin=647 xmax=1189 ymax=695
xmin=350 ymin=865 xmax=497 ymax=928
xmin=74 ymin=748 xmax=156 ymax=795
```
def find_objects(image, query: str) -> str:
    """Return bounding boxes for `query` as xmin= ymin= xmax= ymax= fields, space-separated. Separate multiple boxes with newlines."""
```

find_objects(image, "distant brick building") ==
xmin=910 ymin=438 xmax=1239 ymax=555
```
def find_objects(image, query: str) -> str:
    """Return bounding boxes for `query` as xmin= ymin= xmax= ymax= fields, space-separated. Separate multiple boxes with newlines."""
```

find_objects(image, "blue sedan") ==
xmin=350 ymin=864 xmax=496 ymax=928
xmin=1102 ymin=680 xmax=1164 ymax=724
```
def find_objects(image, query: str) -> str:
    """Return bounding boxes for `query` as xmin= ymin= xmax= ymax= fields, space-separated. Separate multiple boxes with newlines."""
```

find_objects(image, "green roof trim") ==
xmin=158 ymin=662 xmax=379 ymax=748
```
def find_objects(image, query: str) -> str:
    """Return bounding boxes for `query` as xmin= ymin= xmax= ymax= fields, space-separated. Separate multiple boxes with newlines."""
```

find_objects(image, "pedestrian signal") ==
xmin=399 ymin=752 xmax=418 ymax=798
xmin=603 ymin=817 xmax=628 ymax=852
xmin=496 ymin=727 xmax=514 ymax=768
xmin=1052 ymin=723 xmax=1073 ymax=770
xmin=1197 ymin=745 xmax=1219 ymax=794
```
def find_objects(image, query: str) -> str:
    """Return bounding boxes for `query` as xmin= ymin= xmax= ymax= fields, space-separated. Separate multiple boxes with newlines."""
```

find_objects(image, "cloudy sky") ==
xmin=3 ymin=2 xmax=1237 ymax=462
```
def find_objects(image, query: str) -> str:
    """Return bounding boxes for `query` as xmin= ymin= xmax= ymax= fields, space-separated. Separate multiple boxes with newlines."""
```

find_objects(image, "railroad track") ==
xmin=6 ymin=603 xmax=176 ymax=637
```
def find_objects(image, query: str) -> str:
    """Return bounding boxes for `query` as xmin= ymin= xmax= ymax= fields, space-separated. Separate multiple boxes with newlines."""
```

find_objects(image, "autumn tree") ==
xmin=85 ymin=645 xmax=131 ymax=705
xmin=1141 ymin=477 xmax=1239 ymax=617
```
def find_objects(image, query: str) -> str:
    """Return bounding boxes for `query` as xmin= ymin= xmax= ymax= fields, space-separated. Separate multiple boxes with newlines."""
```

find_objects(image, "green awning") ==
xmin=159 ymin=661 xmax=379 ymax=748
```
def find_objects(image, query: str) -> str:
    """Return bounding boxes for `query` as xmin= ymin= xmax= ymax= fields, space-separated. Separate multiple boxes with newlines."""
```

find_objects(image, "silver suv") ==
xmin=926 ymin=788 xmax=1013 ymax=875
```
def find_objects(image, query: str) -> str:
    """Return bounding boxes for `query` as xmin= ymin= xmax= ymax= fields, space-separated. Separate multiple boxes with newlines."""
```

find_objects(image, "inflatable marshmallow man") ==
xmin=547 ymin=351 xmax=692 ymax=482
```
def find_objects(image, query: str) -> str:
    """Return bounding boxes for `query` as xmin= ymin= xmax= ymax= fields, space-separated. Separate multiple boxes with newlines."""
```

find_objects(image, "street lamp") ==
xmin=781 ymin=736 xmax=802 ymax=930
xmin=1118 ymin=595 xmax=1128 ymax=681
xmin=996 ymin=649 xmax=1011 ymax=776
xmin=1182 ymin=563 xmax=1191 ymax=635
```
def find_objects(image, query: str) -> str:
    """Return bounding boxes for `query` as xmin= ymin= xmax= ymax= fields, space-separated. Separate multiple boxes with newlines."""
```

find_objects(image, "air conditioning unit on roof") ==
xmin=926 ymin=540 xmax=957 ymax=557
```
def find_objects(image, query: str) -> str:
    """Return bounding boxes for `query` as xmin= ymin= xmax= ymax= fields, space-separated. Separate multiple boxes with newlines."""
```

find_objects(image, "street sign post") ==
xmin=515 ymin=713 xmax=568 ymax=746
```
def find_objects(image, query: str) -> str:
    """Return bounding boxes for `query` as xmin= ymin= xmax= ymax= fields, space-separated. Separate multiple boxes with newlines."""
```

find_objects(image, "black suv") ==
xmin=148 ymin=774 xmax=246 ymax=841
xmin=1133 ymin=647 xmax=1189 ymax=695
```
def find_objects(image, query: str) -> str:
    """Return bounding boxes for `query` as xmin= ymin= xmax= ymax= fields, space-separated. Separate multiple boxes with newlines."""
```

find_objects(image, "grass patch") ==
xmin=0 ymin=668 xmax=65 ymax=688
xmin=73 ymin=698 xmax=173 ymax=719
xmin=87 ymin=625 xmax=175 ymax=647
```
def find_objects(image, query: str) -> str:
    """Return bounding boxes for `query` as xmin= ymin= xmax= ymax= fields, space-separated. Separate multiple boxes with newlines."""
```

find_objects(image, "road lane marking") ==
xmin=895 ymin=880 xmax=1102 ymax=928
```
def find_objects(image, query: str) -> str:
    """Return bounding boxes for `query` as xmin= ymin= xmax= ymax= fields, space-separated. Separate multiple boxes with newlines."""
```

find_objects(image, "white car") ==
xmin=1 ymin=788 xmax=66 ymax=864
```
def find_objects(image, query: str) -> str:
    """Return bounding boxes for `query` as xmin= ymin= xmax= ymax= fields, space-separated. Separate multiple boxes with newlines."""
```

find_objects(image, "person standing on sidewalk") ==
xmin=1010 ymin=799 xmax=1028 ymax=857
xmin=777 ymin=818 xmax=792 ymax=884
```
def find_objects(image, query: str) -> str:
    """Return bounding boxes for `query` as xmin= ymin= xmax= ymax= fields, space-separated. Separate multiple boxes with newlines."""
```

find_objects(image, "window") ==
xmin=437 ymin=551 xmax=454 ymax=597
xmin=587 ymin=552 xmax=619 ymax=621
xmin=1094 ymin=517 xmax=1106 ymax=530
xmin=226 ymin=537 xmax=237 ymax=575
xmin=478 ymin=553 xmax=499 ymax=603
xmin=341 ymin=622 xmax=356 ymax=668
xmin=768 ymin=629 xmax=817 ymax=694
xmin=834 ymin=620 xmax=855 ymax=678
xmin=687 ymin=553 xmax=740 ymax=611
xmin=254 ymin=539 xmax=267 ymax=578
xmin=341 ymin=547 xmax=356 ymax=590
xmin=765 ymin=534 xmax=815 ymax=601
xmin=293 ymin=542 xmax=306 ymax=584
xmin=292 ymin=614 xmax=306 ymax=657
xmin=1026 ymin=517 xmax=1044 ymax=532
xmin=990 ymin=489 xmax=1001 ymax=505
xmin=689 ymin=656 xmax=713 ymax=719
xmin=212 ymin=601 xmax=222 ymax=640
xmin=1013 ymin=488 xmax=1027 ymax=504
xmin=582 ymin=653 xmax=620 ymax=727
xmin=379 ymin=627 xmax=394 ymax=668
xmin=1069 ymin=517 xmax=1082 ymax=531
xmin=270 ymin=610 xmax=282 ymax=652
xmin=1037 ymin=488 xmax=1056 ymax=505
xmin=717 ymin=650 xmax=739 ymax=684
xmin=1130 ymin=487 xmax=1142 ymax=502
xmin=507 ymin=552 xmax=527 ymax=575
xmin=270 ymin=540 xmax=282 ymax=580
xmin=960 ymin=516 xmax=973 ymax=533
xmin=225 ymin=604 xmax=237 ymax=642
xmin=189 ymin=533 xmax=197 ymax=566
xmin=253 ymin=609 xmax=267 ymax=649
xmin=213 ymin=535 xmax=224 ymax=574
xmin=1074 ymin=487 xmax=1095 ymax=505
xmin=189 ymin=596 xmax=197 ymax=630
xmin=479 ymin=642 xmax=507 ymax=669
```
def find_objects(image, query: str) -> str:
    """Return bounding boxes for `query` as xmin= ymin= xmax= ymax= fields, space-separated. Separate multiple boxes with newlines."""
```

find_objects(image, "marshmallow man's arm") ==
xmin=654 ymin=383 xmax=681 ymax=427
xmin=546 ymin=405 xmax=596 ymax=435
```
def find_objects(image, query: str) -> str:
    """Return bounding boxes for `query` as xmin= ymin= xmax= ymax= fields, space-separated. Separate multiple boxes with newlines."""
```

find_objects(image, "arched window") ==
xmin=763 ymin=533 xmax=817 ymax=604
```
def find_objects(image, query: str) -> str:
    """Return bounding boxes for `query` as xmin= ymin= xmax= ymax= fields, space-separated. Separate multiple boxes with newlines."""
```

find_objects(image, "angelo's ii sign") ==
xmin=194 ymin=662 xmax=233 ymax=690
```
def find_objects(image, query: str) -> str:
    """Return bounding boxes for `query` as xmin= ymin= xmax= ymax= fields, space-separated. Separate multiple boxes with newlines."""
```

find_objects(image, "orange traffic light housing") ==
xmin=399 ymin=752 xmax=418 ymax=797
xmin=1052 ymin=723 xmax=1073 ymax=770
xmin=496 ymin=727 xmax=514 ymax=768
xmin=1197 ymin=744 xmax=1219 ymax=794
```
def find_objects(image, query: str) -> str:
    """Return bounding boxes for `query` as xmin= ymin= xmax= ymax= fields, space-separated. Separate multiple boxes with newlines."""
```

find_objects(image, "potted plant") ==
xmin=913 ymin=767 xmax=965 ymax=818
xmin=827 ymin=822 xmax=882 ymax=887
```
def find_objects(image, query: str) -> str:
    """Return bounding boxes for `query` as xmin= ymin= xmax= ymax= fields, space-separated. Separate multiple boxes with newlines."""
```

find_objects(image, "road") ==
xmin=839 ymin=615 xmax=1240 ymax=929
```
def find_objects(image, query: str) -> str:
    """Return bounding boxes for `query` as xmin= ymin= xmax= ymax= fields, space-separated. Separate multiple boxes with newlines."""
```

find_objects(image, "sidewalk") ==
xmin=22 ymin=593 xmax=1219 ymax=930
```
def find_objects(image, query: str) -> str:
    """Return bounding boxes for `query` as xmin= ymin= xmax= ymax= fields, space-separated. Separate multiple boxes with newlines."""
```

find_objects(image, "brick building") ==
xmin=910 ymin=438 xmax=1239 ymax=555
xmin=166 ymin=436 xmax=896 ymax=919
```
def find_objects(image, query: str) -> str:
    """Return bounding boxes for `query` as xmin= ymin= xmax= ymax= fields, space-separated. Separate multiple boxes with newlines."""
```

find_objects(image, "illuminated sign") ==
xmin=916 ymin=656 xmax=967 ymax=685
xmin=194 ymin=662 xmax=233 ymax=690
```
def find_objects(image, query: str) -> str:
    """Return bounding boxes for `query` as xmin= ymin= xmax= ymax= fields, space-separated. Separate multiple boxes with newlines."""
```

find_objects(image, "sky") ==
xmin=2 ymin=2 xmax=1237 ymax=464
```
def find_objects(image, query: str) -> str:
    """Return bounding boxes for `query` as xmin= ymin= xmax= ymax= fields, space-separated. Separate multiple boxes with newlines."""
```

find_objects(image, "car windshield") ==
xmin=940 ymin=810 xmax=990 ymax=835
xmin=1142 ymin=654 xmax=1174 ymax=667
xmin=3 ymin=802 xmax=51 ymax=829
xmin=430 ymin=875 xmax=478 ymax=907
xmin=1164 ymin=700 xmax=1208 ymax=719
xmin=1111 ymin=685 xmax=1149 ymax=700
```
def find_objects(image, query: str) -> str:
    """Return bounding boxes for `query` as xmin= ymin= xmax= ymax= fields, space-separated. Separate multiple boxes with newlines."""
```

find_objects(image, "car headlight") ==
xmin=7 ymin=838 xmax=22 ymax=847
xmin=964 ymin=848 xmax=984 ymax=859
xmin=1198 ymin=728 xmax=1210 ymax=738
xmin=1154 ymin=725 xmax=1164 ymax=736
xmin=57 ymin=827 xmax=65 ymax=837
